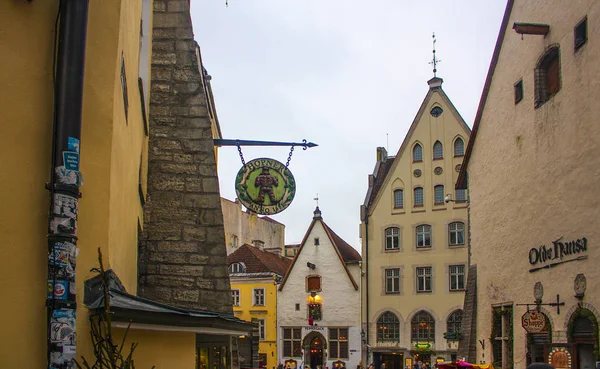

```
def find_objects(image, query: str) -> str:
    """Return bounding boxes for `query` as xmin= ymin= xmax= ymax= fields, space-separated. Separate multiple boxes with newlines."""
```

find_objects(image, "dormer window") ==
xmin=228 ymin=262 xmax=246 ymax=274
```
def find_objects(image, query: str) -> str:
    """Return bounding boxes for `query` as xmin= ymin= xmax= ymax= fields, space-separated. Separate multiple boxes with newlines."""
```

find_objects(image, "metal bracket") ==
xmin=214 ymin=138 xmax=318 ymax=149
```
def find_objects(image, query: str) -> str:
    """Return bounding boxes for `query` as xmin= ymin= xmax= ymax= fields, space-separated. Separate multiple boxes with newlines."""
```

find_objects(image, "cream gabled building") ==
xmin=457 ymin=1 xmax=600 ymax=369
xmin=360 ymin=77 xmax=471 ymax=369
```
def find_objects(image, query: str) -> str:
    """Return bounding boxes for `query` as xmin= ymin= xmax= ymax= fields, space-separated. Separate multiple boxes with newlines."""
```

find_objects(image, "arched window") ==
xmin=416 ymin=225 xmax=432 ymax=248
xmin=434 ymin=185 xmax=444 ymax=204
xmin=393 ymin=189 xmax=404 ymax=208
xmin=228 ymin=262 xmax=246 ymax=274
xmin=448 ymin=222 xmax=465 ymax=246
xmin=385 ymin=227 xmax=400 ymax=250
xmin=446 ymin=310 xmax=463 ymax=340
xmin=411 ymin=311 xmax=435 ymax=342
xmin=377 ymin=312 xmax=400 ymax=342
xmin=535 ymin=46 xmax=561 ymax=108
xmin=414 ymin=187 xmax=424 ymax=207
xmin=413 ymin=144 xmax=423 ymax=162
xmin=433 ymin=141 xmax=443 ymax=159
xmin=454 ymin=138 xmax=464 ymax=156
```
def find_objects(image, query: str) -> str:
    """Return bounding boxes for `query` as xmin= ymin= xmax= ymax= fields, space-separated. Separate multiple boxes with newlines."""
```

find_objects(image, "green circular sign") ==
xmin=235 ymin=158 xmax=296 ymax=215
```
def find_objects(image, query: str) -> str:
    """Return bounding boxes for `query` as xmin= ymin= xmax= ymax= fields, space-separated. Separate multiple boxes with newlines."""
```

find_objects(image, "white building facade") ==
xmin=278 ymin=208 xmax=362 ymax=369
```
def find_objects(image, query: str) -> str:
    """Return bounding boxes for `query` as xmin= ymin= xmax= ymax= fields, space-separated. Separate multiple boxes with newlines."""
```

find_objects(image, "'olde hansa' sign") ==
xmin=235 ymin=158 xmax=296 ymax=215
xmin=521 ymin=310 xmax=548 ymax=334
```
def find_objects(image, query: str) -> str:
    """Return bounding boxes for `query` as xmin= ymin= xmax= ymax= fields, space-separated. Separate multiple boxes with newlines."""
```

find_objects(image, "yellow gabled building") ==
xmin=228 ymin=244 xmax=292 ymax=369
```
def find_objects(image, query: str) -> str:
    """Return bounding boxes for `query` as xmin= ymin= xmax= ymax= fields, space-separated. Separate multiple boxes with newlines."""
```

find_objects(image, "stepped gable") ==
xmin=227 ymin=244 xmax=291 ymax=276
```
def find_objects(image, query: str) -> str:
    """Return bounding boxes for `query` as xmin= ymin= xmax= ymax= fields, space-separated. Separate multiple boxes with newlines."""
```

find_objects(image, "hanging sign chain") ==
xmin=236 ymin=140 xmax=246 ymax=167
xmin=285 ymin=145 xmax=295 ymax=168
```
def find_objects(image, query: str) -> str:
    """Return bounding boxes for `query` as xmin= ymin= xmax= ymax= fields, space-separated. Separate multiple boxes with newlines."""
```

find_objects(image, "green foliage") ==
xmin=75 ymin=249 xmax=155 ymax=369
xmin=566 ymin=307 xmax=600 ymax=360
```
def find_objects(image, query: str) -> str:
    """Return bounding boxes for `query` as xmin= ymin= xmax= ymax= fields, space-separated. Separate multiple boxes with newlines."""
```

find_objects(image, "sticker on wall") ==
xmin=68 ymin=137 xmax=80 ymax=153
xmin=56 ymin=166 xmax=83 ymax=186
xmin=235 ymin=158 xmax=296 ymax=215
xmin=49 ymin=240 xmax=76 ymax=272
xmin=50 ymin=194 xmax=78 ymax=235
xmin=63 ymin=151 xmax=79 ymax=171
xmin=50 ymin=309 xmax=76 ymax=344
xmin=48 ymin=280 xmax=69 ymax=300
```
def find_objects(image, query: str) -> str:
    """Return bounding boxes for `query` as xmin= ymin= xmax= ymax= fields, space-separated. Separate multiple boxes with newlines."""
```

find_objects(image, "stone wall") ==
xmin=138 ymin=0 xmax=232 ymax=314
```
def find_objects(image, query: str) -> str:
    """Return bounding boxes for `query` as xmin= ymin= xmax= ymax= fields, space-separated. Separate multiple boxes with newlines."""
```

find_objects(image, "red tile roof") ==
xmin=227 ymin=244 xmax=291 ymax=276
xmin=322 ymin=223 xmax=361 ymax=263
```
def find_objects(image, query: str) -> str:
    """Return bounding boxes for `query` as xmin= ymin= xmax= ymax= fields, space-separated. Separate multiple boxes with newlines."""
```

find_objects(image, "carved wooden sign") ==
xmin=521 ymin=310 xmax=547 ymax=334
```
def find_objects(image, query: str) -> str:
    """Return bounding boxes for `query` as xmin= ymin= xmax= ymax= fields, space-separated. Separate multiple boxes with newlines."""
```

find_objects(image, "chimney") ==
xmin=376 ymin=147 xmax=387 ymax=162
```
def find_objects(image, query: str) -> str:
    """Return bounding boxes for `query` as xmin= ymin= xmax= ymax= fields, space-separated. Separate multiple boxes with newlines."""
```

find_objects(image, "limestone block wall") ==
xmin=138 ymin=0 xmax=232 ymax=313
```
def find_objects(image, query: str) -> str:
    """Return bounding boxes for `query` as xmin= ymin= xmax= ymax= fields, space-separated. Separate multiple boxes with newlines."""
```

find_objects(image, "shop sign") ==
xmin=304 ymin=326 xmax=325 ymax=331
xmin=414 ymin=343 xmax=431 ymax=349
xmin=235 ymin=158 xmax=296 ymax=215
xmin=521 ymin=311 xmax=547 ymax=333
xmin=549 ymin=347 xmax=572 ymax=369
xmin=529 ymin=236 xmax=588 ymax=273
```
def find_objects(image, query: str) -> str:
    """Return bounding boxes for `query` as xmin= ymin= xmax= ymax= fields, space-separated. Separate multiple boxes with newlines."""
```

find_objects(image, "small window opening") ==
xmin=314 ymin=237 xmax=320 ymax=246
xmin=295 ymin=303 xmax=300 ymax=311
xmin=534 ymin=46 xmax=561 ymax=108
xmin=575 ymin=17 xmax=588 ymax=51
xmin=514 ymin=79 xmax=523 ymax=104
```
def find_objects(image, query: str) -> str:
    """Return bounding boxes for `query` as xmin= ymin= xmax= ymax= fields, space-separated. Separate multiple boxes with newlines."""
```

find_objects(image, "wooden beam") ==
xmin=513 ymin=22 xmax=550 ymax=35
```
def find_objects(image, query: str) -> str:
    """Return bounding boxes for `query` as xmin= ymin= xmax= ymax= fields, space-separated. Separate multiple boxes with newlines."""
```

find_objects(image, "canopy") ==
xmin=438 ymin=361 xmax=474 ymax=369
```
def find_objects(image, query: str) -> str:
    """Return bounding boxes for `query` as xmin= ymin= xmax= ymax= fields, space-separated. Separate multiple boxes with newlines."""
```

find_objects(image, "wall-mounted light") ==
xmin=307 ymin=262 xmax=316 ymax=269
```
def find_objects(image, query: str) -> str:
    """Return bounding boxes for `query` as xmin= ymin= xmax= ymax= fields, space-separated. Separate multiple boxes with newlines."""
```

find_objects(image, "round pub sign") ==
xmin=521 ymin=310 xmax=548 ymax=334
xmin=235 ymin=158 xmax=296 ymax=215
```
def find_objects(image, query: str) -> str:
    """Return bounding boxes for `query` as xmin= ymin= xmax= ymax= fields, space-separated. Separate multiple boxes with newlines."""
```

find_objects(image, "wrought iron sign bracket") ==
xmin=213 ymin=138 xmax=318 ymax=149
xmin=517 ymin=294 xmax=565 ymax=314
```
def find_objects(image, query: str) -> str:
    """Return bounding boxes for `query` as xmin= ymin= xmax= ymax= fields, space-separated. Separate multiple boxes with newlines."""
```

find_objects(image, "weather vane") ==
xmin=429 ymin=33 xmax=441 ymax=77
xmin=314 ymin=194 xmax=319 ymax=207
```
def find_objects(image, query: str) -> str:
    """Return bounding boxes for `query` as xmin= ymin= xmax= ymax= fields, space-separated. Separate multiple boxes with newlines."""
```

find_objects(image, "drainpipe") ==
xmin=47 ymin=0 xmax=89 ymax=368
xmin=364 ymin=210 xmax=370 ymax=364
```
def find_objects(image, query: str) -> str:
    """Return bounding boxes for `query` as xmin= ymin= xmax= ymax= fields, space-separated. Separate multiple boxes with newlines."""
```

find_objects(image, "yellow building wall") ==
xmin=0 ymin=1 xmax=198 ymax=368
xmin=361 ymin=87 xmax=470 ymax=357
xmin=232 ymin=278 xmax=279 ymax=369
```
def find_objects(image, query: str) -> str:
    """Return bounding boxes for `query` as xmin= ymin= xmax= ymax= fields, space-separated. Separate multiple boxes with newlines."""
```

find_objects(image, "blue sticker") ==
xmin=48 ymin=280 xmax=69 ymax=300
xmin=68 ymin=137 xmax=80 ymax=153
xmin=63 ymin=152 xmax=79 ymax=171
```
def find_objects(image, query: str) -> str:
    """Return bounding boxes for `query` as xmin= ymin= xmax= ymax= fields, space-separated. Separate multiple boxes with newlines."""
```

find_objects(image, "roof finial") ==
xmin=313 ymin=193 xmax=319 ymax=207
xmin=429 ymin=33 xmax=441 ymax=77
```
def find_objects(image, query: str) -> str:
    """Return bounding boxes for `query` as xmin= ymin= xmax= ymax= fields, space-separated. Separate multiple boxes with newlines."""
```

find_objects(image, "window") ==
xmin=283 ymin=328 xmax=302 ymax=357
xmin=492 ymin=306 xmax=513 ymax=369
xmin=231 ymin=289 xmax=240 ymax=306
xmin=295 ymin=303 xmax=300 ymax=311
xmin=455 ymin=189 xmax=467 ymax=203
xmin=416 ymin=225 xmax=432 ymax=248
xmin=575 ymin=17 xmax=588 ymax=50
xmin=329 ymin=328 xmax=349 ymax=359
xmin=385 ymin=268 xmax=401 ymax=293
xmin=314 ymin=237 xmax=320 ymax=246
xmin=514 ymin=80 xmax=523 ymax=105
xmin=431 ymin=106 xmax=443 ymax=117
xmin=393 ymin=189 xmax=404 ymax=208
xmin=449 ymin=222 xmax=465 ymax=246
xmin=255 ymin=319 xmax=265 ymax=340
xmin=534 ymin=46 xmax=561 ymax=108
xmin=306 ymin=276 xmax=321 ymax=292
xmin=411 ymin=311 xmax=435 ymax=342
xmin=377 ymin=312 xmax=400 ymax=342
xmin=253 ymin=288 xmax=265 ymax=306
xmin=433 ymin=141 xmax=443 ymax=159
xmin=454 ymin=138 xmax=465 ymax=156
xmin=446 ymin=310 xmax=463 ymax=340
xmin=385 ymin=227 xmax=400 ymax=250
xmin=449 ymin=265 xmax=466 ymax=291
xmin=228 ymin=262 xmax=245 ymax=274
xmin=434 ymin=185 xmax=444 ymax=204
xmin=413 ymin=144 xmax=423 ymax=162
xmin=231 ymin=234 xmax=238 ymax=248
xmin=416 ymin=267 xmax=432 ymax=292
xmin=414 ymin=187 xmax=424 ymax=207
xmin=308 ymin=303 xmax=322 ymax=320
xmin=120 ymin=53 xmax=129 ymax=122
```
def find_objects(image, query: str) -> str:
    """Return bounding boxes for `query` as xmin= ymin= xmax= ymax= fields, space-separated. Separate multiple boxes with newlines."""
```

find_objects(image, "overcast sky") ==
xmin=191 ymin=0 xmax=507 ymax=251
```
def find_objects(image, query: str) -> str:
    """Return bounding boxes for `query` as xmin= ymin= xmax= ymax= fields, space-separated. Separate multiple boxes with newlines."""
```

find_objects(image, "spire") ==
xmin=429 ymin=32 xmax=441 ymax=77
xmin=313 ymin=206 xmax=322 ymax=220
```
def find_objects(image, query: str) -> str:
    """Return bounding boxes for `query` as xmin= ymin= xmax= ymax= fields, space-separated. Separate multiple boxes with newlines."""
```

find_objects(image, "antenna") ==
xmin=386 ymin=133 xmax=389 ymax=152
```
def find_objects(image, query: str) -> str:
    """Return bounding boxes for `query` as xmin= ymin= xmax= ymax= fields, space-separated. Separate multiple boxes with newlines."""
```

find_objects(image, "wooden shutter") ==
xmin=307 ymin=276 xmax=321 ymax=291
xmin=547 ymin=56 xmax=560 ymax=95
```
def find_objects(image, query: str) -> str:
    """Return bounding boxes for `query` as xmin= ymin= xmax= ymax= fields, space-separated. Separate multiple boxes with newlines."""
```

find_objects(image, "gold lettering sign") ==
xmin=235 ymin=158 xmax=296 ymax=215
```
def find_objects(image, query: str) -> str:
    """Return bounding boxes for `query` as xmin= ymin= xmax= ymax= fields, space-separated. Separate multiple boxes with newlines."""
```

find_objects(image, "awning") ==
xmin=84 ymin=269 xmax=254 ymax=335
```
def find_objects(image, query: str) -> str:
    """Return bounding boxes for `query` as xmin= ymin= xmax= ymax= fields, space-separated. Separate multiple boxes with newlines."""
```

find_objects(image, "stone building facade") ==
xmin=222 ymin=197 xmax=286 ymax=255
xmin=360 ymin=77 xmax=470 ymax=369
xmin=278 ymin=208 xmax=362 ymax=369
xmin=457 ymin=1 xmax=600 ymax=369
